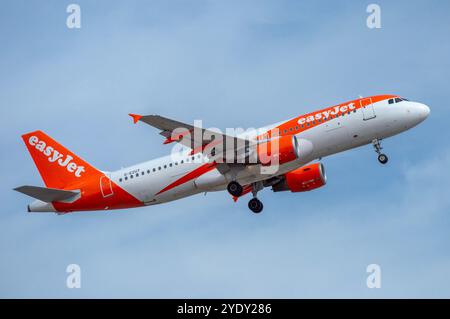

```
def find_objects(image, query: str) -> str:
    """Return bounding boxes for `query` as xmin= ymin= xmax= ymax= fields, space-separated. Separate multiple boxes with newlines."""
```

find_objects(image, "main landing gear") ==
xmin=227 ymin=181 xmax=243 ymax=197
xmin=248 ymin=198 xmax=263 ymax=214
xmin=227 ymin=180 xmax=264 ymax=214
xmin=248 ymin=181 xmax=264 ymax=214
xmin=372 ymin=138 xmax=389 ymax=164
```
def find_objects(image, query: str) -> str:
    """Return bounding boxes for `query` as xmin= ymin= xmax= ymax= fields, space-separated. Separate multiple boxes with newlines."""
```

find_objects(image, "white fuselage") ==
xmin=108 ymin=97 xmax=430 ymax=206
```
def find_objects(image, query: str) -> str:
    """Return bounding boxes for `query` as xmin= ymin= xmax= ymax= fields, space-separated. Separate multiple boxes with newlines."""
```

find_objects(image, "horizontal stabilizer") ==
xmin=14 ymin=185 xmax=79 ymax=203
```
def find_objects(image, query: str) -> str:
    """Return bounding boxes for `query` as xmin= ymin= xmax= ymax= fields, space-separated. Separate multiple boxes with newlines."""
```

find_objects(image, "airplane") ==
xmin=14 ymin=94 xmax=430 ymax=214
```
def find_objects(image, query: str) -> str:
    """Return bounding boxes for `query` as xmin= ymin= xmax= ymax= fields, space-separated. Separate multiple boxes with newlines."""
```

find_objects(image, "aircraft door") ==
xmin=100 ymin=174 xmax=114 ymax=198
xmin=360 ymin=98 xmax=376 ymax=120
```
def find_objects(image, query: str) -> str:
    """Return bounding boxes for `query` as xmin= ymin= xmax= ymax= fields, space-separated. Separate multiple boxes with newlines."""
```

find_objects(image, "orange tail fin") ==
xmin=22 ymin=131 xmax=101 ymax=189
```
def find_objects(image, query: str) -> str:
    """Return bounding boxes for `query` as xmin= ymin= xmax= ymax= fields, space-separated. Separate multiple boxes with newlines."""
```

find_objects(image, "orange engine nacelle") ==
xmin=272 ymin=163 xmax=327 ymax=192
xmin=256 ymin=135 xmax=300 ymax=166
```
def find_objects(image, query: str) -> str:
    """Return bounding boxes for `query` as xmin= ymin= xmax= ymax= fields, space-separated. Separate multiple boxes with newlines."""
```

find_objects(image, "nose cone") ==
xmin=417 ymin=103 xmax=430 ymax=121
xmin=408 ymin=102 xmax=430 ymax=126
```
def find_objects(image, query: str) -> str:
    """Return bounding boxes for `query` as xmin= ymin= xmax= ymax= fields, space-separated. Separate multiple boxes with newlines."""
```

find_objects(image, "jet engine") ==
xmin=256 ymin=135 xmax=301 ymax=166
xmin=272 ymin=163 xmax=327 ymax=192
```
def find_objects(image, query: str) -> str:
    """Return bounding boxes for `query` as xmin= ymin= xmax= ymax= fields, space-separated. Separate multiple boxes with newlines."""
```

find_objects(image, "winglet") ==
xmin=129 ymin=113 xmax=143 ymax=124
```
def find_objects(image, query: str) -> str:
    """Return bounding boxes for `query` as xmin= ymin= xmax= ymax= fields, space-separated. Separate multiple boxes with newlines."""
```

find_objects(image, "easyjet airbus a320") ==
xmin=15 ymin=95 xmax=429 ymax=214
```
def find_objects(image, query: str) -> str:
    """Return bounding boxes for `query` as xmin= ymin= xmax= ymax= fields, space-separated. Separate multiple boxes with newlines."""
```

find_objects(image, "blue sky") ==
xmin=1 ymin=0 xmax=450 ymax=298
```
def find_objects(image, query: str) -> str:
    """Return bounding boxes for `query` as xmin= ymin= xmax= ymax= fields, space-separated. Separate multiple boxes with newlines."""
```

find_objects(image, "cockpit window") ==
xmin=390 ymin=97 xmax=408 ymax=104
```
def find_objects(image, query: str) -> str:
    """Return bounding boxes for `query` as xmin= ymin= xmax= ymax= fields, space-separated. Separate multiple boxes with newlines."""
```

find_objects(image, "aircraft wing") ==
xmin=129 ymin=114 xmax=253 ymax=162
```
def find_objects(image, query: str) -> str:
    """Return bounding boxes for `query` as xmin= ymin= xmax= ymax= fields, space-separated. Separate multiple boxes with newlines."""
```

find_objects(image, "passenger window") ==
xmin=130 ymin=175 xmax=133 ymax=179
xmin=169 ymin=163 xmax=172 ymax=167
xmin=153 ymin=168 xmax=156 ymax=172
xmin=119 ymin=178 xmax=122 ymax=182
xmin=147 ymin=170 xmax=150 ymax=174
xmin=181 ymin=160 xmax=184 ymax=164
xmin=125 ymin=177 xmax=128 ymax=181
xmin=158 ymin=167 xmax=161 ymax=170
xmin=141 ymin=172 xmax=145 ymax=176
xmin=164 ymin=165 xmax=167 ymax=169
xmin=136 ymin=173 xmax=139 ymax=178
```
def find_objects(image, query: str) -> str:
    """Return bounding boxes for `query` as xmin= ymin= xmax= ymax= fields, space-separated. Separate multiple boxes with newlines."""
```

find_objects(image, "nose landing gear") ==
xmin=377 ymin=153 xmax=388 ymax=164
xmin=372 ymin=139 xmax=389 ymax=164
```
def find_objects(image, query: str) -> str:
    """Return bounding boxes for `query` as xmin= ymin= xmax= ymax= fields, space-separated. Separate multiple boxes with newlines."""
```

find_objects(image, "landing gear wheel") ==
xmin=373 ymin=139 xmax=388 ymax=165
xmin=248 ymin=198 xmax=263 ymax=214
xmin=378 ymin=154 xmax=388 ymax=164
xmin=227 ymin=181 xmax=243 ymax=197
